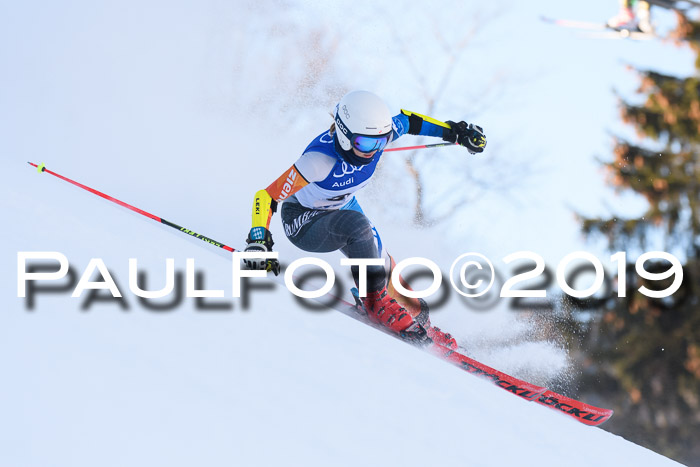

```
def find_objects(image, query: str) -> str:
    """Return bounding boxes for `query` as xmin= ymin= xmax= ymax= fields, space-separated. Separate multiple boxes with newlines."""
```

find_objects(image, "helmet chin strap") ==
xmin=334 ymin=134 xmax=375 ymax=166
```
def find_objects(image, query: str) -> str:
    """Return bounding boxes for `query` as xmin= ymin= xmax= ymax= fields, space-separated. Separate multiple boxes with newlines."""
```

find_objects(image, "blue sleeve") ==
xmin=391 ymin=113 xmax=445 ymax=141
xmin=391 ymin=114 xmax=410 ymax=140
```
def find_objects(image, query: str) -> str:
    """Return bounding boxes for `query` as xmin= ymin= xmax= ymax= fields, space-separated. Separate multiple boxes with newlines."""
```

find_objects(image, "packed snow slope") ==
xmin=0 ymin=164 xmax=681 ymax=467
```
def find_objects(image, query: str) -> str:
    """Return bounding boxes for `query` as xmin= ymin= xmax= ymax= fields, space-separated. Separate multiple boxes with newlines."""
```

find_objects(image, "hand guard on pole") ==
xmin=443 ymin=121 xmax=487 ymax=154
xmin=244 ymin=227 xmax=281 ymax=276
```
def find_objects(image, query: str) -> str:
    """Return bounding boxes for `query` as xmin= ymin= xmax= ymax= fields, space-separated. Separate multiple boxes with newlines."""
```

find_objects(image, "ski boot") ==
xmin=606 ymin=7 xmax=637 ymax=31
xmin=637 ymin=4 xmax=654 ymax=34
xmin=353 ymin=287 xmax=429 ymax=344
xmin=412 ymin=298 xmax=458 ymax=350
xmin=426 ymin=325 xmax=458 ymax=350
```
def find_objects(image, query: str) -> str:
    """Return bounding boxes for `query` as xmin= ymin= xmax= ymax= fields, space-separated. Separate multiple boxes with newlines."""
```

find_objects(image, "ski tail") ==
xmin=433 ymin=344 xmax=613 ymax=425
xmin=536 ymin=391 xmax=614 ymax=426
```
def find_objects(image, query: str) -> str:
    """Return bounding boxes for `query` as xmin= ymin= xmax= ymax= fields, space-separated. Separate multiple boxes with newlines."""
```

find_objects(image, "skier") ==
xmin=607 ymin=0 xmax=654 ymax=33
xmin=241 ymin=90 xmax=486 ymax=347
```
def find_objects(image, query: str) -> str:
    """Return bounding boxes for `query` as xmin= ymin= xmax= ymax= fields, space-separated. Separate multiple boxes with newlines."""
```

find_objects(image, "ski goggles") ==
xmin=351 ymin=133 xmax=392 ymax=153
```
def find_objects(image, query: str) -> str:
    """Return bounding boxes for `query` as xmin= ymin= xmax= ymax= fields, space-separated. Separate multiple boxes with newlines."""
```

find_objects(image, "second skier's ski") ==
xmin=540 ymin=16 xmax=658 ymax=40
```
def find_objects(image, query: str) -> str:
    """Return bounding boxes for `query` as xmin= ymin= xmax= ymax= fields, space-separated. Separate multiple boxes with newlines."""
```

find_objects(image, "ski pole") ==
xmin=27 ymin=162 xmax=237 ymax=253
xmin=384 ymin=142 xmax=457 ymax=152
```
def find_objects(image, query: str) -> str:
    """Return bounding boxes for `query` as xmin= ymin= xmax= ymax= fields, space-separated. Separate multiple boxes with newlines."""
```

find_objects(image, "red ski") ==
xmin=345 ymin=289 xmax=612 ymax=425
xmin=430 ymin=344 xmax=612 ymax=425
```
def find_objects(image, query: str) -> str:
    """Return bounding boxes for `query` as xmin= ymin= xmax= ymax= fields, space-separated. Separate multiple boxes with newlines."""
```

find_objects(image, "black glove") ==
xmin=443 ymin=121 xmax=487 ymax=154
xmin=243 ymin=227 xmax=281 ymax=276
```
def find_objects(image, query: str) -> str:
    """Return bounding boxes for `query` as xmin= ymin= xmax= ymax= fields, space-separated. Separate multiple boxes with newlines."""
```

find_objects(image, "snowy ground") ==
xmin=1 ymin=169 xmax=682 ymax=466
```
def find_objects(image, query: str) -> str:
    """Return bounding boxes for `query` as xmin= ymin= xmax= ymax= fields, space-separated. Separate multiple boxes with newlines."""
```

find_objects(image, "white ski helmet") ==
xmin=334 ymin=90 xmax=393 ymax=152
